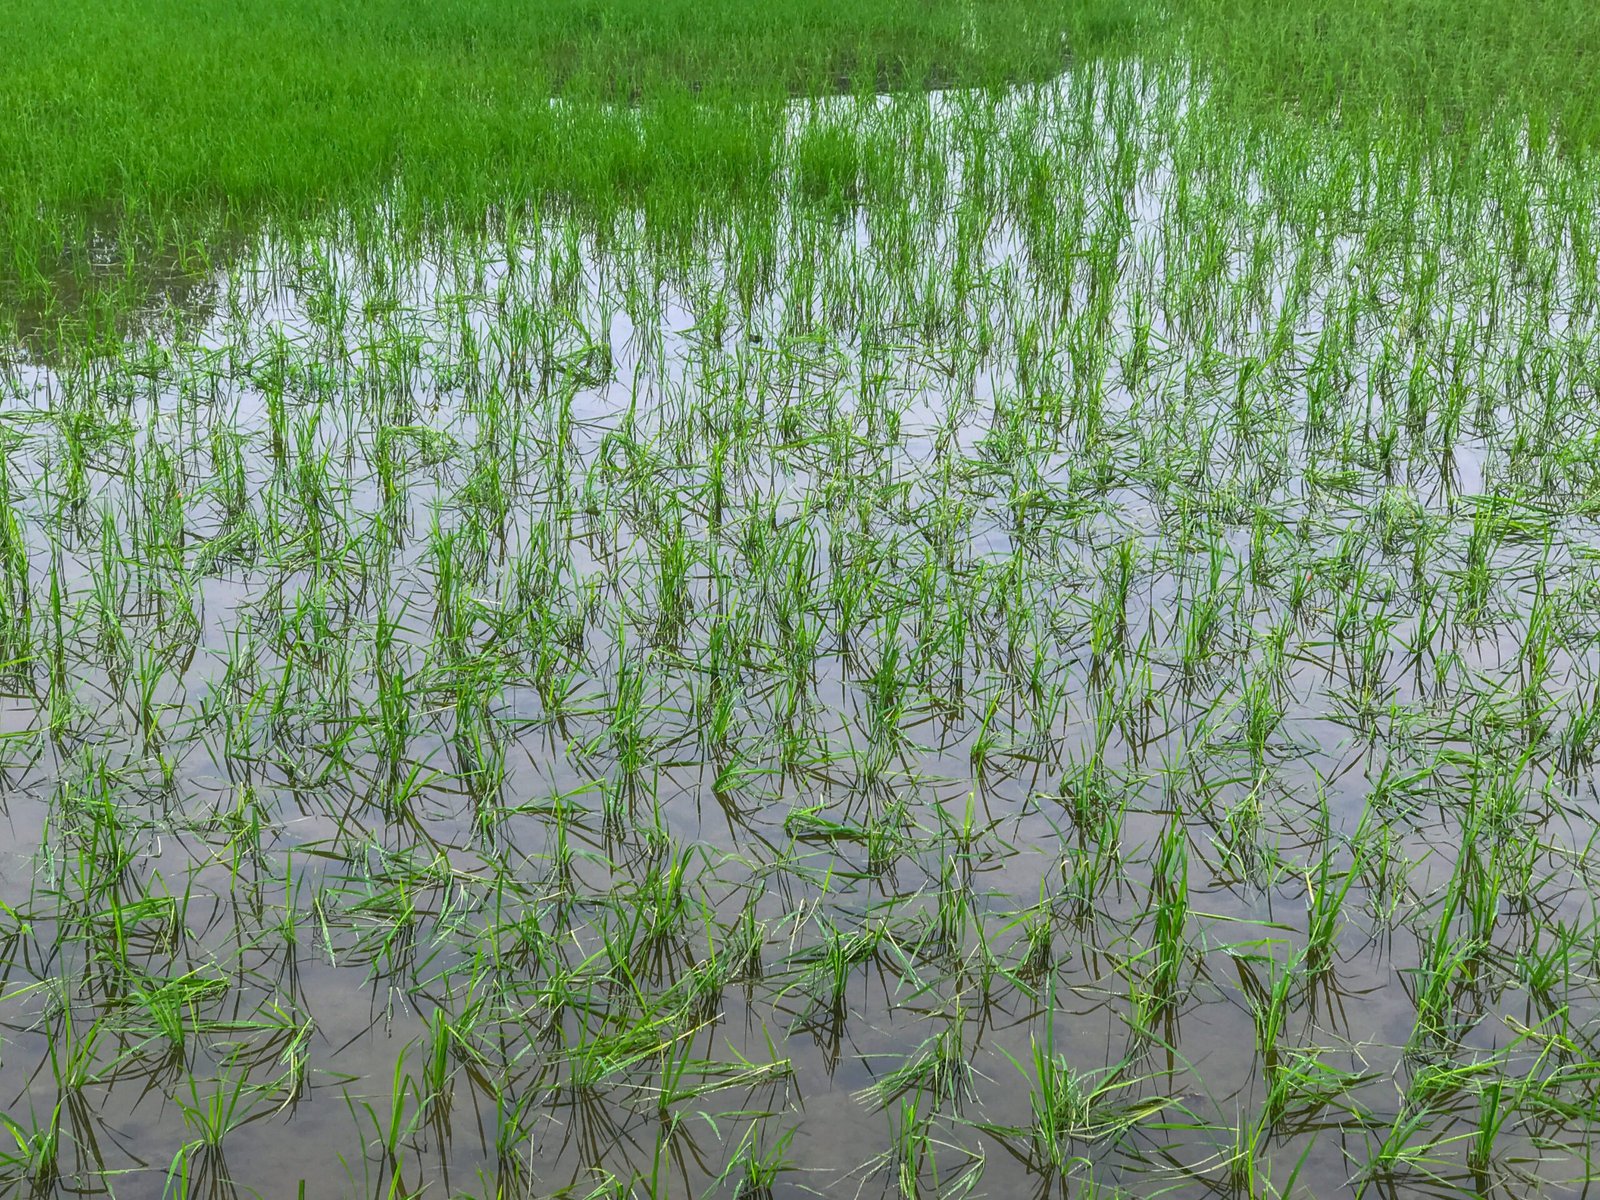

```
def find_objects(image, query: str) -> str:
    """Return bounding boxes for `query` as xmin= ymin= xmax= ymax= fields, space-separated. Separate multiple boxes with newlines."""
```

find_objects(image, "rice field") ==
xmin=2 ymin=3 xmax=1600 ymax=1198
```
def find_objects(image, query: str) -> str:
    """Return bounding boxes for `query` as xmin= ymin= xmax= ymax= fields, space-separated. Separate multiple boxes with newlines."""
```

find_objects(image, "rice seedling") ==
xmin=723 ymin=1122 xmax=797 ymax=1200
xmin=0 ymin=1106 xmax=61 ymax=1192
xmin=166 ymin=1072 xmax=258 ymax=1195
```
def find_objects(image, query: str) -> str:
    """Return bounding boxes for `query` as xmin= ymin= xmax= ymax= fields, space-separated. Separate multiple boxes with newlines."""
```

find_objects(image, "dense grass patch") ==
xmin=4 ymin=0 xmax=1597 ymax=323
xmin=0 ymin=0 xmax=1130 ymax=289
xmin=1175 ymin=0 xmax=1600 ymax=146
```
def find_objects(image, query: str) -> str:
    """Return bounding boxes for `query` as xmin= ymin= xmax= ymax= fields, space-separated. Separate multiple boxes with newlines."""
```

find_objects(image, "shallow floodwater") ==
xmin=0 ymin=63 xmax=1598 ymax=1199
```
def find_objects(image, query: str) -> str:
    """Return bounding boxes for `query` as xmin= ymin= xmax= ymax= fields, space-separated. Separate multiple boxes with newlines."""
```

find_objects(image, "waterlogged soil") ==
xmin=1 ymin=66 xmax=1600 ymax=1199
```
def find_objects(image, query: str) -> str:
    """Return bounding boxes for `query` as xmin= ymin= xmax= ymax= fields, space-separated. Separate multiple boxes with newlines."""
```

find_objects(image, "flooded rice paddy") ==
xmin=2 ymin=65 xmax=1600 ymax=1199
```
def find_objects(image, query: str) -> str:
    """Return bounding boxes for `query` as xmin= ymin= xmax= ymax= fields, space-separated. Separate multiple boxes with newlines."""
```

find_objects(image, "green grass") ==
xmin=1174 ymin=0 xmax=1600 ymax=146
xmin=6 ymin=0 xmax=1600 ymax=332
xmin=0 ymin=0 xmax=1136 ymax=316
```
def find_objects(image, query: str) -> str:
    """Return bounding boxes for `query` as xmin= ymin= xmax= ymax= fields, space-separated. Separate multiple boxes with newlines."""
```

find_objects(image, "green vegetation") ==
xmin=6 ymin=0 xmax=1600 ymax=333
xmin=0 ymin=0 xmax=1132 ymax=322
xmin=1178 ymin=0 xmax=1600 ymax=139
xmin=0 ymin=0 xmax=1598 ymax=1197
